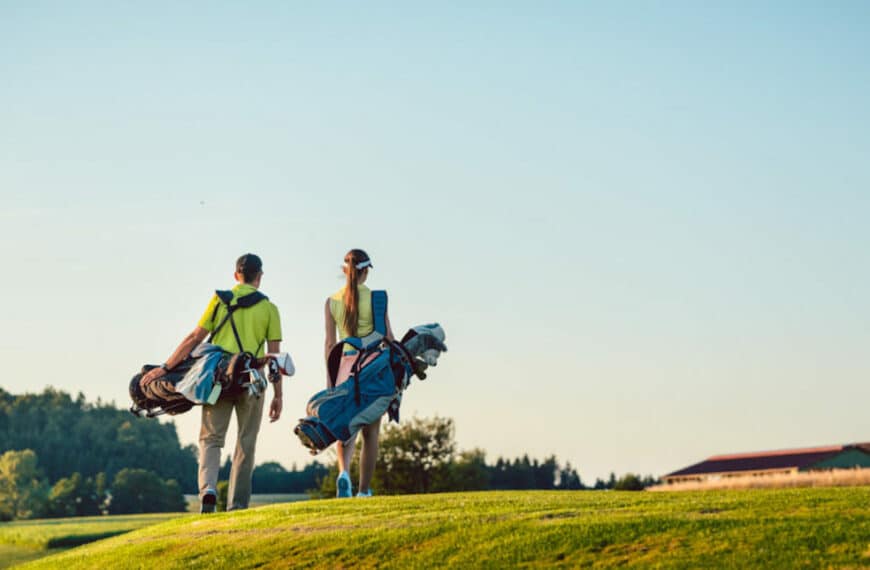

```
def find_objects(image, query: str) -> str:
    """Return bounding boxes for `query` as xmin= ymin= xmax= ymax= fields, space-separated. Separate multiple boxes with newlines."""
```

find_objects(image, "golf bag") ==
xmin=129 ymin=289 xmax=292 ymax=418
xmin=294 ymin=291 xmax=447 ymax=454
xmin=129 ymin=349 xmax=275 ymax=418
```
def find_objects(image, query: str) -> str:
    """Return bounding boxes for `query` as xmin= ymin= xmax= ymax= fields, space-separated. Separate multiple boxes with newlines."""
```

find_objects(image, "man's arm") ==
xmin=267 ymin=339 xmax=282 ymax=423
xmin=141 ymin=326 xmax=209 ymax=384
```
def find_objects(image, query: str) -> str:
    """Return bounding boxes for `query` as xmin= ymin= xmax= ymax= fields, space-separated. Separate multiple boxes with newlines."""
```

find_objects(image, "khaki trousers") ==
xmin=198 ymin=390 xmax=265 ymax=510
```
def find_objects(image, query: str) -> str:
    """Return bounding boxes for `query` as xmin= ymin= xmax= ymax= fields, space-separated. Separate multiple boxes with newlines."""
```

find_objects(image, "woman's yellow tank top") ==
xmin=329 ymin=284 xmax=373 ymax=341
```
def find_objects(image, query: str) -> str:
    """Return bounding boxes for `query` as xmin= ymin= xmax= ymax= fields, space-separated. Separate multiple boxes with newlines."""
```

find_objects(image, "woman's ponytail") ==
xmin=342 ymin=249 xmax=371 ymax=336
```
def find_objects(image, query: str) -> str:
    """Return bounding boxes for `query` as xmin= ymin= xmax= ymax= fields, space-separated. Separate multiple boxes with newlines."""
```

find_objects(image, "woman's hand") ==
xmin=269 ymin=396 xmax=282 ymax=422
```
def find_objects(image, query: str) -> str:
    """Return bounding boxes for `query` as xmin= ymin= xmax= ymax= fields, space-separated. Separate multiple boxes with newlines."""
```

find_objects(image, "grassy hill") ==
xmin=0 ymin=514 xmax=179 ymax=568
xmin=16 ymin=488 xmax=870 ymax=569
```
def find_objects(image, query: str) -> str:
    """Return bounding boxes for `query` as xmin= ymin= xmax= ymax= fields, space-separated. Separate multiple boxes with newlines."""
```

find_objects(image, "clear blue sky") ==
xmin=2 ymin=1 xmax=868 ymax=482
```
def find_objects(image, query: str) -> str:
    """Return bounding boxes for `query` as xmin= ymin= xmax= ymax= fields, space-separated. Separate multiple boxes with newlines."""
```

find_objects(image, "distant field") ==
xmin=0 ymin=513 xmax=179 ymax=550
xmin=0 ymin=513 xmax=180 ymax=569
xmin=17 ymin=488 xmax=870 ymax=569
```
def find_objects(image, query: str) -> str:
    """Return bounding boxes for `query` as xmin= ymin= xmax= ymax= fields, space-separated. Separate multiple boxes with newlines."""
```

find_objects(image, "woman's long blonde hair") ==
xmin=342 ymin=249 xmax=371 ymax=336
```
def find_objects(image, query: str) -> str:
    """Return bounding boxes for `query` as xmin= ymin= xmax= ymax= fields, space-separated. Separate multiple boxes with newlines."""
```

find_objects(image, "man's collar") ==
xmin=233 ymin=283 xmax=258 ymax=293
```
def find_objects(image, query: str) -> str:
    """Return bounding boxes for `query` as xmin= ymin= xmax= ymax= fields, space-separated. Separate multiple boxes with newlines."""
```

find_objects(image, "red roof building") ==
xmin=663 ymin=443 xmax=870 ymax=484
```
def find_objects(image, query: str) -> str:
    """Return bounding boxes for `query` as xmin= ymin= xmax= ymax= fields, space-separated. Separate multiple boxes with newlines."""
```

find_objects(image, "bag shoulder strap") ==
xmin=326 ymin=289 xmax=389 ymax=386
xmin=337 ymin=290 xmax=388 ymax=351
xmin=236 ymin=290 xmax=268 ymax=308
xmin=371 ymin=290 xmax=388 ymax=335
xmin=207 ymin=289 xmax=268 ymax=352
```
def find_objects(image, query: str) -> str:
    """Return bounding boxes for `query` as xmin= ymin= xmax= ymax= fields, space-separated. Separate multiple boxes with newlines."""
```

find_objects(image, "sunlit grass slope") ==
xmin=21 ymin=489 xmax=870 ymax=569
xmin=0 ymin=513 xmax=178 ymax=549
xmin=0 ymin=513 xmax=180 ymax=569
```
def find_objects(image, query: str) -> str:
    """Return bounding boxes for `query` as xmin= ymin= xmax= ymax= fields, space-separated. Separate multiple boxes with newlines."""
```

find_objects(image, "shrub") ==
xmin=108 ymin=468 xmax=187 ymax=514
xmin=0 ymin=449 xmax=49 ymax=520
xmin=614 ymin=473 xmax=645 ymax=491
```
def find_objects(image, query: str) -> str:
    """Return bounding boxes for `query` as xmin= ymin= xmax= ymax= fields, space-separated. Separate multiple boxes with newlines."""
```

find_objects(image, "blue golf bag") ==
xmin=295 ymin=291 xmax=422 ymax=454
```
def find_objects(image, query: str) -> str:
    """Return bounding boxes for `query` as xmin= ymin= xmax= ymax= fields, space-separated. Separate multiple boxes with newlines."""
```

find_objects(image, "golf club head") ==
xmin=266 ymin=352 xmax=295 ymax=377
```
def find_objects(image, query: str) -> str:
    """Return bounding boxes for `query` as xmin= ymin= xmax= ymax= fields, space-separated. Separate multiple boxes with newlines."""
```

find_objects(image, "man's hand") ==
xmin=269 ymin=397 xmax=282 ymax=422
xmin=141 ymin=366 xmax=167 ymax=385
xmin=141 ymin=327 xmax=207 ymax=388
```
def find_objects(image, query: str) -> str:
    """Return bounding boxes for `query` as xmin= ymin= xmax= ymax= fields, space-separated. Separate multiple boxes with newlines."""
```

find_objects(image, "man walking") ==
xmin=141 ymin=253 xmax=283 ymax=513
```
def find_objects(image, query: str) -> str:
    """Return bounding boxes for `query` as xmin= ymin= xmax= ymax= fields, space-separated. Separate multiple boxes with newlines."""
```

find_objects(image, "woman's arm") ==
xmin=324 ymin=299 xmax=337 ymax=361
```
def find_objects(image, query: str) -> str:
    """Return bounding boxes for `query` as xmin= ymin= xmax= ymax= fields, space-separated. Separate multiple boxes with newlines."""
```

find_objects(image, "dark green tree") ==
xmin=534 ymin=456 xmax=558 ymax=490
xmin=486 ymin=454 xmax=568 ymax=490
xmin=556 ymin=463 xmax=584 ymax=490
xmin=442 ymin=449 xmax=490 ymax=492
xmin=642 ymin=475 xmax=660 ymax=488
xmin=253 ymin=461 xmax=328 ymax=494
xmin=318 ymin=416 xmax=456 ymax=497
xmin=614 ymin=473 xmax=645 ymax=491
xmin=108 ymin=468 xmax=186 ymax=514
xmin=47 ymin=472 xmax=105 ymax=517
xmin=375 ymin=416 xmax=456 ymax=494
xmin=0 ymin=449 xmax=49 ymax=520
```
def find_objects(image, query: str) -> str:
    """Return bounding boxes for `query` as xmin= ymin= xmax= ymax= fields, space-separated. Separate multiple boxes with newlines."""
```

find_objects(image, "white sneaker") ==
xmin=336 ymin=471 xmax=352 ymax=498
xmin=356 ymin=489 xmax=373 ymax=498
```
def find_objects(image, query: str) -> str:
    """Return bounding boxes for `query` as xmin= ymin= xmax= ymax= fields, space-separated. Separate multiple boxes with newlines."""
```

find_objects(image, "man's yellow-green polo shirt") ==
xmin=198 ymin=284 xmax=282 ymax=356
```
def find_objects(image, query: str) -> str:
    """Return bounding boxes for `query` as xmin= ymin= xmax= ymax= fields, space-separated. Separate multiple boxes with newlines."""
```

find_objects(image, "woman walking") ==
xmin=324 ymin=249 xmax=394 ymax=498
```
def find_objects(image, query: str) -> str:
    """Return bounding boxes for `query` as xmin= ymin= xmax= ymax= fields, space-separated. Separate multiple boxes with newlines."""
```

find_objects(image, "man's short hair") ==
xmin=236 ymin=253 xmax=263 ymax=283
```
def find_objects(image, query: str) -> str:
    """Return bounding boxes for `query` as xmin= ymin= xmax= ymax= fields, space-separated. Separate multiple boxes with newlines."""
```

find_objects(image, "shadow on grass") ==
xmin=46 ymin=531 xmax=128 ymax=548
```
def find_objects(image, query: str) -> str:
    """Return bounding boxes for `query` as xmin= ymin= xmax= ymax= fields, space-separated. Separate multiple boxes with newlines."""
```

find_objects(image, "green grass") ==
xmin=14 ymin=488 xmax=870 ymax=569
xmin=0 ymin=495 xmax=308 ymax=568
xmin=0 ymin=513 xmax=182 ymax=569
xmin=0 ymin=513 xmax=180 ymax=550
xmin=0 ymin=544 xmax=46 ymax=569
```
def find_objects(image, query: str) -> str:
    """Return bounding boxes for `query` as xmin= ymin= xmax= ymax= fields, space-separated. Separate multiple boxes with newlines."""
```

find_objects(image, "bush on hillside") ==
xmin=47 ymin=471 xmax=107 ymax=517
xmin=252 ymin=461 xmax=329 ymax=493
xmin=0 ymin=449 xmax=49 ymax=520
xmin=442 ymin=449 xmax=490 ymax=492
xmin=108 ymin=469 xmax=187 ymax=514
xmin=614 ymin=473 xmax=645 ymax=491
xmin=375 ymin=416 xmax=456 ymax=494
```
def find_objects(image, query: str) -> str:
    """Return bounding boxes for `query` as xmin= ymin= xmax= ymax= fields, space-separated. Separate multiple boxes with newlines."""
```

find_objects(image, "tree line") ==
xmin=316 ymin=416 xmax=659 ymax=497
xmin=0 ymin=389 xmax=658 ymax=519
xmin=222 ymin=459 xmax=330 ymax=494
xmin=0 ymin=449 xmax=187 ymax=521
xmin=0 ymin=388 xmax=329 ymax=520
xmin=0 ymin=387 xmax=198 ymax=492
